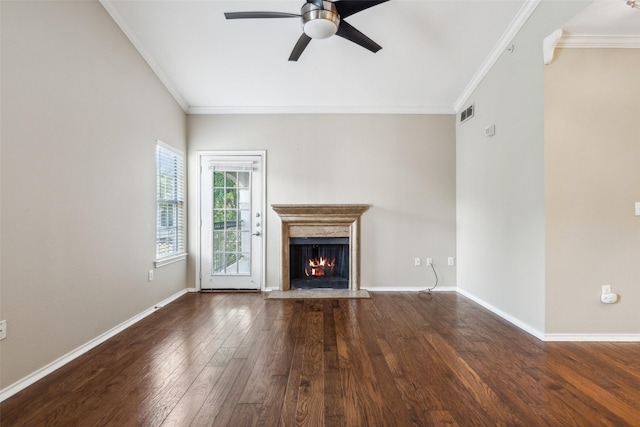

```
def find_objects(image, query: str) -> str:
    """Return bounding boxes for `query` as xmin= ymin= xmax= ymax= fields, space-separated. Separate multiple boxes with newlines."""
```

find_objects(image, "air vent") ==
xmin=460 ymin=104 xmax=474 ymax=124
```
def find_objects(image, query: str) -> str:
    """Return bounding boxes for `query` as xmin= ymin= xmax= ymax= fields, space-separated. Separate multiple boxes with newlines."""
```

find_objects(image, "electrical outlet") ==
xmin=448 ymin=257 xmax=454 ymax=266
xmin=602 ymin=285 xmax=611 ymax=294
xmin=148 ymin=270 xmax=154 ymax=282
xmin=426 ymin=258 xmax=433 ymax=265
xmin=414 ymin=257 xmax=421 ymax=267
xmin=0 ymin=320 xmax=7 ymax=340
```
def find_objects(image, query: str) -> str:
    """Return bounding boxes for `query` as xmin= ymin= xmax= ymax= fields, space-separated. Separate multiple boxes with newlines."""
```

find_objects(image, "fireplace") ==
xmin=272 ymin=204 xmax=369 ymax=290
xmin=289 ymin=237 xmax=349 ymax=289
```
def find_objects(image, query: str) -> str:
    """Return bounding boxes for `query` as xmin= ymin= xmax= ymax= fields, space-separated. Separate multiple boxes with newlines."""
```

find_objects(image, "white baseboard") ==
xmin=261 ymin=286 xmax=457 ymax=293
xmin=365 ymin=286 xmax=457 ymax=292
xmin=0 ymin=288 xmax=189 ymax=402
xmin=455 ymin=289 xmax=640 ymax=342
xmin=455 ymin=288 xmax=545 ymax=341
xmin=4 ymin=286 xmax=636 ymax=402
xmin=544 ymin=333 xmax=640 ymax=342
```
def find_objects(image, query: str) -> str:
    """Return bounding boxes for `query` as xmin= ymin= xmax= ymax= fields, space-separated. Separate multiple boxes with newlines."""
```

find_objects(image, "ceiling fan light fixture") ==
xmin=301 ymin=1 xmax=339 ymax=39
xmin=303 ymin=18 xmax=338 ymax=39
xmin=224 ymin=0 xmax=389 ymax=61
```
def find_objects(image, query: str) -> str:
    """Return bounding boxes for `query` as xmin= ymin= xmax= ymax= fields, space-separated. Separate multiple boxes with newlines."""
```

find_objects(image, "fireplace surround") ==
xmin=272 ymin=204 xmax=370 ymax=290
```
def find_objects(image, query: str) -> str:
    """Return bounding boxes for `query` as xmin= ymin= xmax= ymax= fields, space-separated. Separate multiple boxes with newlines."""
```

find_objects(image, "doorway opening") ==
xmin=199 ymin=152 xmax=265 ymax=290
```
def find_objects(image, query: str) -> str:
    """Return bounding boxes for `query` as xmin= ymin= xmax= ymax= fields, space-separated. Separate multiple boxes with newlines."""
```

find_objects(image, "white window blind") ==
xmin=156 ymin=141 xmax=185 ymax=261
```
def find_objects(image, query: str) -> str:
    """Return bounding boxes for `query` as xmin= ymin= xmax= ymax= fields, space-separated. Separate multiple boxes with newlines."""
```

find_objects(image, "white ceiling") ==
xmin=100 ymin=0 xmax=639 ymax=114
xmin=563 ymin=0 xmax=640 ymax=37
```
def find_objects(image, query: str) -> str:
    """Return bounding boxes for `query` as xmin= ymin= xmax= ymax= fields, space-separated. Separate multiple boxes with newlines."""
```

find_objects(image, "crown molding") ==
xmin=543 ymin=28 xmax=564 ymax=64
xmin=453 ymin=0 xmax=541 ymax=113
xmin=99 ymin=0 xmax=189 ymax=112
xmin=100 ymin=0 xmax=455 ymax=117
xmin=187 ymin=105 xmax=455 ymax=115
xmin=557 ymin=35 xmax=640 ymax=49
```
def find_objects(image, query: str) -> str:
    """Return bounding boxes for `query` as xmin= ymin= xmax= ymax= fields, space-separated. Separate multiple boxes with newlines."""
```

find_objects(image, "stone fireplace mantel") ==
xmin=272 ymin=204 xmax=370 ymax=290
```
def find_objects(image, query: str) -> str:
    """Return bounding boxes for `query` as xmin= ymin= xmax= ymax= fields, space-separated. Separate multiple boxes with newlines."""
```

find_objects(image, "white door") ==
xmin=200 ymin=153 xmax=264 ymax=290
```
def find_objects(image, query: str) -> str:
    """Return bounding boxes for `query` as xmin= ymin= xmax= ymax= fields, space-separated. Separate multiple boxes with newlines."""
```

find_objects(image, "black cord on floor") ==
xmin=418 ymin=263 xmax=438 ymax=295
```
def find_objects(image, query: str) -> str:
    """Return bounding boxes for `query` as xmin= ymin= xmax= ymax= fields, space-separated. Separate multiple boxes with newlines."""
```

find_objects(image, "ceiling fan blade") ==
xmin=307 ymin=0 xmax=325 ymax=9
xmin=289 ymin=33 xmax=312 ymax=61
xmin=334 ymin=0 xmax=389 ymax=18
xmin=224 ymin=11 xmax=300 ymax=19
xmin=335 ymin=20 xmax=382 ymax=53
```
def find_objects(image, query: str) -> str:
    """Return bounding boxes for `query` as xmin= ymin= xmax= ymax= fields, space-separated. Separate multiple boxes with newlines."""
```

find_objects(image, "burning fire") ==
xmin=305 ymin=257 xmax=336 ymax=277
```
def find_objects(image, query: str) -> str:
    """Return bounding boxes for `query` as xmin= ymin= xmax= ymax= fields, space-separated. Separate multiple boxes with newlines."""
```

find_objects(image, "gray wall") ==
xmin=455 ymin=1 xmax=588 ymax=335
xmin=187 ymin=114 xmax=457 ymax=291
xmin=1 ymin=1 xmax=187 ymax=388
xmin=3 ymin=0 xmax=634 ymax=400
xmin=545 ymin=48 xmax=640 ymax=335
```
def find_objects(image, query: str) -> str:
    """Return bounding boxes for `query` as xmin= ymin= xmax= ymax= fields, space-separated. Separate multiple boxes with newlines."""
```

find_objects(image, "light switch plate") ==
xmin=635 ymin=202 xmax=640 ymax=216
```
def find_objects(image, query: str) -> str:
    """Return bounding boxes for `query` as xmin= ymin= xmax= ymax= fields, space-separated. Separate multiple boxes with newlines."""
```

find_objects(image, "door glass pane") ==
xmin=211 ymin=169 xmax=252 ymax=276
xmin=240 ymin=209 xmax=251 ymax=232
xmin=239 ymin=252 xmax=250 ymax=274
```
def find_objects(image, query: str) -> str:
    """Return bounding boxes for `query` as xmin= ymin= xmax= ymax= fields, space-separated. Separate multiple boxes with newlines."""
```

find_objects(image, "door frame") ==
xmin=195 ymin=150 xmax=266 ymax=291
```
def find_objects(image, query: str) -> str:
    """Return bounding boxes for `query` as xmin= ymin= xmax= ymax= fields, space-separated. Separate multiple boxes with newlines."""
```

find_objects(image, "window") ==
xmin=156 ymin=141 xmax=185 ymax=264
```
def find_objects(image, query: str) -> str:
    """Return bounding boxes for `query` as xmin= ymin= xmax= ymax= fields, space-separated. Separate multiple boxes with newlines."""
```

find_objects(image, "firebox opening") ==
xmin=289 ymin=237 xmax=349 ymax=289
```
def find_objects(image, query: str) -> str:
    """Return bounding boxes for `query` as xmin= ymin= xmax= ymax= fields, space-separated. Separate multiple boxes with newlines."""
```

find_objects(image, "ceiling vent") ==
xmin=460 ymin=104 xmax=474 ymax=124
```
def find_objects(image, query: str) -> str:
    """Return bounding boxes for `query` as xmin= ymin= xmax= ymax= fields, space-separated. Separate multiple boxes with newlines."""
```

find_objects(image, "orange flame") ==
xmin=305 ymin=257 xmax=336 ymax=277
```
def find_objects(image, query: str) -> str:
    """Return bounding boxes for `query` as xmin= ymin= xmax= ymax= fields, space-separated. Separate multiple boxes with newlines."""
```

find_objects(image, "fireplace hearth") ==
xmin=272 ymin=204 xmax=369 ymax=291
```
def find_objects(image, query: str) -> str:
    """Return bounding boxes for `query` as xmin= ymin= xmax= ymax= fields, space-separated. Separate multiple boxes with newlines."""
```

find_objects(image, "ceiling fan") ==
xmin=224 ymin=0 xmax=390 ymax=61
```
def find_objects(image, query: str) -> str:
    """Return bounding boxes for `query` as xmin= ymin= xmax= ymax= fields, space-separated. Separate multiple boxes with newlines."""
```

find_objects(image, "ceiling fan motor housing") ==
xmin=302 ymin=1 xmax=339 ymax=39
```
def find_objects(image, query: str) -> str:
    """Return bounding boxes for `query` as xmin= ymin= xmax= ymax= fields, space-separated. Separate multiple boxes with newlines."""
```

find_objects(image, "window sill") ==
xmin=155 ymin=253 xmax=188 ymax=268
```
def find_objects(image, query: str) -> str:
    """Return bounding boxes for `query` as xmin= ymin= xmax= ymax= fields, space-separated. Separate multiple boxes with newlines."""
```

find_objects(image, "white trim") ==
xmin=156 ymin=139 xmax=183 ymax=156
xmin=455 ymin=289 xmax=640 ymax=342
xmin=195 ymin=151 xmax=267 ymax=291
xmin=156 ymin=141 xmax=186 ymax=260
xmin=544 ymin=333 xmax=640 ymax=342
xmin=456 ymin=288 xmax=545 ymax=341
xmin=365 ymin=286 xmax=457 ymax=292
xmin=3 ymin=285 xmax=636 ymax=402
xmin=556 ymin=35 xmax=640 ymax=49
xmin=99 ymin=1 xmax=189 ymax=112
xmin=155 ymin=252 xmax=187 ymax=268
xmin=543 ymin=29 xmax=564 ymax=65
xmin=0 ymin=289 xmax=189 ymax=403
xmin=454 ymin=0 xmax=541 ymax=112
xmin=187 ymin=106 xmax=455 ymax=115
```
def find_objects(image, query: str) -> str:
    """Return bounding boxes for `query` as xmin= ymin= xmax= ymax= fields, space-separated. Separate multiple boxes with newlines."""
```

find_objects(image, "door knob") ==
xmin=252 ymin=231 xmax=261 ymax=236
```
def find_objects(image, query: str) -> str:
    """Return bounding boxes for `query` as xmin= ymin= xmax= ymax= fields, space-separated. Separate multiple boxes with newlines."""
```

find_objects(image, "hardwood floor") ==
xmin=2 ymin=292 xmax=640 ymax=426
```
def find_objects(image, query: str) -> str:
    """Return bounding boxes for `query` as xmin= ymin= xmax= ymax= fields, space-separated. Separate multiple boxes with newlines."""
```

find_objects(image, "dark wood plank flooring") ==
xmin=2 ymin=292 xmax=640 ymax=426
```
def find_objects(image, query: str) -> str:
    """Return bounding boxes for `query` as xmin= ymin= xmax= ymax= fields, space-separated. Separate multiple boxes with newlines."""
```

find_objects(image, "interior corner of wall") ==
xmin=543 ymin=29 xmax=564 ymax=65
